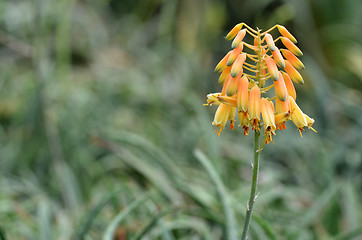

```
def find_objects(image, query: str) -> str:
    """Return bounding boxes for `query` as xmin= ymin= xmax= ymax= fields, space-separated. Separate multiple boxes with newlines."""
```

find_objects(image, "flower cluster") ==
xmin=205 ymin=23 xmax=316 ymax=144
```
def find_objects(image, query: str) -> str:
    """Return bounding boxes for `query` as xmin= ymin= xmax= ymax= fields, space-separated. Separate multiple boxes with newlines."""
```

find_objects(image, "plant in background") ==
xmin=205 ymin=23 xmax=316 ymax=239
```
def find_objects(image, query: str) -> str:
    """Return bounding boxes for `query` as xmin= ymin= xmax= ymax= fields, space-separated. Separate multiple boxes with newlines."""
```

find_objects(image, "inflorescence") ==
xmin=205 ymin=23 xmax=316 ymax=146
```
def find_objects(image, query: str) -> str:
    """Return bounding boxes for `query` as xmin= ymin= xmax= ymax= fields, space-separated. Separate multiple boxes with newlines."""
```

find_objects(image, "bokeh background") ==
xmin=0 ymin=0 xmax=361 ymax=239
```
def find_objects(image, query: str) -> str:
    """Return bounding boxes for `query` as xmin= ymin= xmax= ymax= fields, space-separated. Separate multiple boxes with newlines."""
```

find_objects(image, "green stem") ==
xmin=240 ymin=28 xmax=263 ymax=240
xmin=240 ymin=130 xmax=261 ymax=240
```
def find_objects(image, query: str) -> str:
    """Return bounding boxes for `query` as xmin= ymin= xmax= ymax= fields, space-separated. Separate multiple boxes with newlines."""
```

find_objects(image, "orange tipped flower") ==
xmin=231 ymin=29 xmax=247 ymax=48
xmin=288 ymin=96 xmax=308 ymax=137
xmin=266 ymin=58 xmax=279 ymax=81
xmin=272 ymin=48 xmax=285 ymax=68
xmin=212 ymin=104 xmax=235 ymax=135
xmin=284 ymin=60 xmax=304 ymax=84
xmin=274 ymin=72 xmax=288 ymax=101
xmin=280 ymin=49 xmax=304 ymax=69
xmin=227 ymin=43 xmax=244 ymax=66
xmin=218 ymin=66 xmax=231 ymax=85
xmin=231 ymin=53 xmax=246 ymax=77
xmin=215 ymin=51 xmax=232 ymax=73
xmin=248 ymin=86 xmax=261 ymax=130
xmin=265 ymin=33 xmax=276 ymax=51
xmin=277 ymin=25 xmax=297 ymax=43
xmin=260 ymin=98 xmax=276 ymax=143
xmin=237 ymin=75 xmax=249 ymax=112
xmin=275 ymin=98 xmax=291 ymax=130
xmin=225 ymin=23 xmax=243 ymax=41
xmin=260 ymin=98 xmax=276 ymax=131
xmin=281 ymin=37 xmax=303 ymax=56
xmin=280 ymin=71 xmax=297 ymax=99
xmin=226 ymin=74 xmax=240 ymax=96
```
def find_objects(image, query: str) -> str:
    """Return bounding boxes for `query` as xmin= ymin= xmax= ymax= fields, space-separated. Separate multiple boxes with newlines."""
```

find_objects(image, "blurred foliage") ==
xmin=0 ymin=0 xmax=361 ymax=239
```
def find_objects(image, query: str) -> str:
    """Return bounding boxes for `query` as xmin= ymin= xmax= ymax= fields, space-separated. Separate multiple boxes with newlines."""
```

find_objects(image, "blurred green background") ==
xmin=0 ymin=0 xmax=361 ymax=239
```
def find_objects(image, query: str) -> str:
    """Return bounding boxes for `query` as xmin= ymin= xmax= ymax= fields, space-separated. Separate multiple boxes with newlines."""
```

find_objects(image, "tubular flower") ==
xmin=205 ymin=23 xmax=315 ymax=142
xmin=248 ymin=86 xmax=261 ymax=130
xmin=260 ymin=98 xmax=276 ymax=143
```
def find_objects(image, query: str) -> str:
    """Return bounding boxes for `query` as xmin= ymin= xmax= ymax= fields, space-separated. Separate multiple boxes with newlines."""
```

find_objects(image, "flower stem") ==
xmin=240 ymin=129 xmax=261 ymax=240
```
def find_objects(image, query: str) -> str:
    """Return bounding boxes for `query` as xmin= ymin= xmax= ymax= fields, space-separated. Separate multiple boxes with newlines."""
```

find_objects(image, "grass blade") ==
xmin=78 ymin=189 xmax=122 ymax=239
xmin=103 ymin=192 xmax=151 ymax=240
xmin=194 ymin=149 xmax=238 ymax=240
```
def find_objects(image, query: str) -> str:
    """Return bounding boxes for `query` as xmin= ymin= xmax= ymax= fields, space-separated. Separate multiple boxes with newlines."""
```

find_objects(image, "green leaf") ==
xmin=103 ymin=192 xmax=151 ymax=240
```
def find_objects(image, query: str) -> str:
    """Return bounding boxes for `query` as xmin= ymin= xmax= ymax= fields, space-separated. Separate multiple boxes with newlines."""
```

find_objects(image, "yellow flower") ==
xmin=212 ymin=103 xmax=235 ymax=135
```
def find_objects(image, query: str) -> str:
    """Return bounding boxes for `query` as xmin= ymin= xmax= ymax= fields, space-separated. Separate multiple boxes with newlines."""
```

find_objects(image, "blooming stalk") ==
xmin=205 ymin=23 xmax=316 ymax=239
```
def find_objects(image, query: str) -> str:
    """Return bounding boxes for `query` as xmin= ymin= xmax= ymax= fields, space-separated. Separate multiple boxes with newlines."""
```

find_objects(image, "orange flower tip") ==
xmin=231 ymin=29 xmax=247 ymax=48
xmin=225 ymin=23 xmax=243 ymax=41
xmin=265 ymin=33 xmax=276 ymax=51
xmin=276 ymin=25 xmax=297 ymax=43
xmin=230 ymin=53 xmax=246 ymax=77
xmin=226 ymin=43 xmax=244 ymax=66
xmin=266 ymin=58 xmax=279 ymax=81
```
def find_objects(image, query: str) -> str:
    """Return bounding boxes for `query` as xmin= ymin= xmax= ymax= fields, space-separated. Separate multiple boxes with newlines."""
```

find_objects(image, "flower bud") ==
xmin=274 ymin=72 xmax=288 ymax=101
xmin=280 ymin=49 xmax=304 ymax=69
xmin=215 ymin=51 xmax=232 ymax=73
xmin=265 ymin=33 xmax=276 ymax=51
xmin=272 ymin=48 xmax=285 ymax=68
xmin=231 ymin=29 xmax=247 ymax=48
xmin=284 ymin=60 xmax=304 ymax=84
xmin=230 ymin=53 xmax=246 ymax=77
xmin=276 ymin=25 xmax=297 ymax=43
xmin=281 ymin=37 xmax=303 ymax=56
xmin=266 ymin=58 xmax=279 ymax=81
xmin=227 ymin=43 xmax=244 ymax=66
xmin=280 ymin=71 xmax=297 ymax=99
xmin=225 ymin=23 xmax=243 ymax=41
